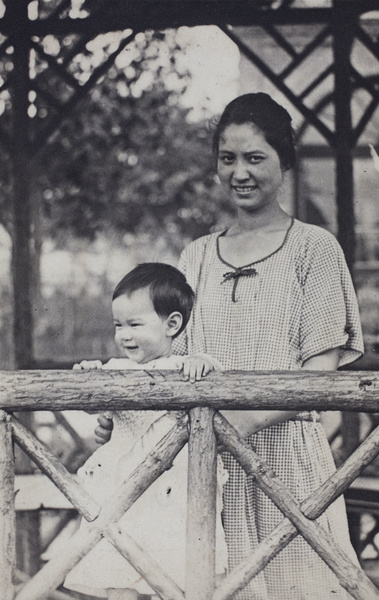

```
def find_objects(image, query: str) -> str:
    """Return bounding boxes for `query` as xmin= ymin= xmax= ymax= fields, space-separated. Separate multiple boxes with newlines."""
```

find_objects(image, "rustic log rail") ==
xmin=1 ymin=369 xmax=379 ymax=600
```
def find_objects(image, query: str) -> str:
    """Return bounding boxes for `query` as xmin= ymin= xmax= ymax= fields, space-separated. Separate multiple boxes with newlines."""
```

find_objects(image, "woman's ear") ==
xmin=165 ymin=312 xmax=183 ymax=338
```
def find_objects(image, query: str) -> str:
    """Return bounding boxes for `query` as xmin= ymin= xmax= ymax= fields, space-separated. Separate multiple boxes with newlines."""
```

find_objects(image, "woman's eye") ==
xmin=219 ymin=155 xmax=234 ymax=165
xmin=248 ymin=155 xmax=264 ymax=164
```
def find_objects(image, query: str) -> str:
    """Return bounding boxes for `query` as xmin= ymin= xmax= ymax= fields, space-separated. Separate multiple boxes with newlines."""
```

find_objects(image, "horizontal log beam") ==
xmin=0 ymin=369 xmax=378 ymax=412
xmin=0 ymin=4 xmax=375 ymax=37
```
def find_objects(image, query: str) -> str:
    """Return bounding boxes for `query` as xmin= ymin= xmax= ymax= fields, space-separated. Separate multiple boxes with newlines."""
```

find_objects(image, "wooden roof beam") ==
xmin=0 ymin=4 xmax=369 ymax=37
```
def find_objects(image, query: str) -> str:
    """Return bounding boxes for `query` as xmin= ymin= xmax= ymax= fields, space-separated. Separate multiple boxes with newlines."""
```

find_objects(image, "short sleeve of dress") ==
xmin=300 ymin=229 xmax=364 ymax=368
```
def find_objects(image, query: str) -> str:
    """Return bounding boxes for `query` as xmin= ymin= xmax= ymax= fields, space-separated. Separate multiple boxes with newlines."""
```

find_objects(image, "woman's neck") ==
xmin=219 ymin=208 xmax=293 ymax=267
xmin=229 ymin=205 xmax=291 ymax=236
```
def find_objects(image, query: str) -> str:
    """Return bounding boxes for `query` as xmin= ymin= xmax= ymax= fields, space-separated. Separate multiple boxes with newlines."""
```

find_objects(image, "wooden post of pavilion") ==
xmin=10 ymin=0 xmax=34 ymax=370
xmin=9 ymin=0 xmax=43 ymax=578
xmin=332 ymin=0 xmax=361 ymax=548
xmin=333 ymin=0 xmax=356 ymax=275
xmin=333 ymin=0 xmax=361 ymax=459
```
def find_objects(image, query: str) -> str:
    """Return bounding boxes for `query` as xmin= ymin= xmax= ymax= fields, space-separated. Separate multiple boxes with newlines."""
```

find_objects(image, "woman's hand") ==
xmin=181 ymin=354 xmax=222 ymax=383
xmin=222 ymin=348 xmax=340 ymax=439
xmin=95 ymin=413 xmax=114 ymax=445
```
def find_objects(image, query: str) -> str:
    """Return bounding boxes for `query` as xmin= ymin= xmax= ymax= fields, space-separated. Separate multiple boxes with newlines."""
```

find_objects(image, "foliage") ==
xmin=31 ymin=30 xmax=233 ymax=252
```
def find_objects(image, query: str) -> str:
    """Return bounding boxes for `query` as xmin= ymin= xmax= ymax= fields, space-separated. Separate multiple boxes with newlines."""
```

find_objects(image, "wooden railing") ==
xmin=1 ymin=368 xmax=379 ymax=600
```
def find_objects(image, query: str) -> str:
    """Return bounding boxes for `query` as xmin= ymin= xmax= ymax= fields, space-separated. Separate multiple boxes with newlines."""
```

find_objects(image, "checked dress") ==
xmin=173 ymin=218 xmax=364 ymax=600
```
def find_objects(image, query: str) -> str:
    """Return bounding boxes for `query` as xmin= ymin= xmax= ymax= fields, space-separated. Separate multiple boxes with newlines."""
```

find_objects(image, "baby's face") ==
xmin=112 ymin=288 xmax=172 ymax=364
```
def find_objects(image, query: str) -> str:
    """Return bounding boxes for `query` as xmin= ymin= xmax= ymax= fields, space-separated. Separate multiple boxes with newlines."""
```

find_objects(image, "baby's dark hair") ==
xmin=213 ymin=92 xmax=296 ymax=171
xmin=112 ymin=263 xmax=194 ymax=338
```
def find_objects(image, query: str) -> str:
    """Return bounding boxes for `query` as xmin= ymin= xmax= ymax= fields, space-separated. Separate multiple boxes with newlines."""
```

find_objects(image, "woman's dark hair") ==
xmin=112 ymin=263 xmax=194 ymax=338
xmin=212 ymin=93 xmax=296 ymax=171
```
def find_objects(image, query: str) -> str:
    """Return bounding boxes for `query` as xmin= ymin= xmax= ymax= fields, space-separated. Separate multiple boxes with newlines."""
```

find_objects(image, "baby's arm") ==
xmin=181 ymin=353 xmax=223 ymax=383
xmin=92 ymin=354 xmax=223 ymax=444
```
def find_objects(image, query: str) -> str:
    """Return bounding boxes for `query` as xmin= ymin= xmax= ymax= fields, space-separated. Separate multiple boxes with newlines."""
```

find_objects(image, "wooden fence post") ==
xmin=186 ymin=407 xmax=217 ymax=600
xmin=0 ymin=409 xmax=16 ymax=600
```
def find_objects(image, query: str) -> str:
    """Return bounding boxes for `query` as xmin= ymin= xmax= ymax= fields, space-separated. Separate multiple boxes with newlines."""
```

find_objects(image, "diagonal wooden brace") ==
xmin=105 ymin=522 xmax=185 ymax=600
xmin=213 ymin=413 xmax=379 ymax=600
xmin=213 ymin=421 xmax=379 ymax=600
xmin=12 ymin=416 xmax=101 ymax=522
xmin=15 ymin=415 xmax=189 ymax=600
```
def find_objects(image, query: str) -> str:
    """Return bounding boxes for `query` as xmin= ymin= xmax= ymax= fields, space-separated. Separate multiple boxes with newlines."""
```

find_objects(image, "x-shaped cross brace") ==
xmin=11 ymin=410 xmax=379 ymax=600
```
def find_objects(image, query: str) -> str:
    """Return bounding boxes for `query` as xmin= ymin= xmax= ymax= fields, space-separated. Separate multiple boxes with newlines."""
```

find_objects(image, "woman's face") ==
xmin=217 ymin=122 xmax=284 ymax=214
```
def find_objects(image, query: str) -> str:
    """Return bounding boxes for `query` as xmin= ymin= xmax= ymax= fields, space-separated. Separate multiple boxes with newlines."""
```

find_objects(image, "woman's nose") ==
xmin=232 ymin=160 xmax=250 ymax=181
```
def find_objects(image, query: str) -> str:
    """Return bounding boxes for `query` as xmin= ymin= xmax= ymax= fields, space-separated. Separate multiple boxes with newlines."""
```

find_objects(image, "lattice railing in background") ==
xmin=0 ymin=0 xmax=138 ymax=154
xmin=1 ymin=369 xmax=379 ymax=600
xmin=222 ymin=13 xmax=379 ymax=149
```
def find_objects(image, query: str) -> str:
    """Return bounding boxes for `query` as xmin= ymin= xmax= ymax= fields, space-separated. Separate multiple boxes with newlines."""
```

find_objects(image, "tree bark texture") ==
xmin=0 ymin=410 xmax=16 ymax=600
xmin=186 ymin=408 xmax=217 ymax=600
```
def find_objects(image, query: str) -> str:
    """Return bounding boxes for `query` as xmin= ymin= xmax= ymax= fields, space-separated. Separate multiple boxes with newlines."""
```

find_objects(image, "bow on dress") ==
xmin=222 ymin=267 xmax=257 ymax=303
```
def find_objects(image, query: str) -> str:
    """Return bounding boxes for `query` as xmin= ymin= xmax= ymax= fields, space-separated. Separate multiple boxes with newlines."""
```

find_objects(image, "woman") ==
xmin=98 ymin=93 xmax=364 ymax=599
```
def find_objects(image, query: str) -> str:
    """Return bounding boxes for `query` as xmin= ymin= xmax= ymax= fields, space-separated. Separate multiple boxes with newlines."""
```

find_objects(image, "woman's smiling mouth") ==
xmin=233 ymin=185 xmax=257 ymax=193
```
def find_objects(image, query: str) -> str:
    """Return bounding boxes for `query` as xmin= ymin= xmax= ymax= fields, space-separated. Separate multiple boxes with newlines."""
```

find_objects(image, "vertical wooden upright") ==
xmin=332 ymin=1 xmax=361 ymax=548
xmin=0 ymin=410 xmax=16 ymax=600
xmin=333 ymin=0 xmax=355 ymax=274
xmin=10 ymin=0 xmax=34 ymax=370
xmin=15 ymin=414 xmax=42 ymax=577
xmin=332 ymin=1 xmax=361 ymax=461
xmin=186 ymin=407 xmax=217 ymax=600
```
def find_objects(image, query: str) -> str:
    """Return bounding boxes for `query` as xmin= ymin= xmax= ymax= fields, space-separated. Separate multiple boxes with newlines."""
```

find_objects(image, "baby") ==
xmin=64 ymin=263 xmax=227 ymax=600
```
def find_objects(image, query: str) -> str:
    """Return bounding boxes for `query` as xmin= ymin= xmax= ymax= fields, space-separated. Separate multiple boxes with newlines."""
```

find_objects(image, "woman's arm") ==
xmin=221 ymin=347 xmax=340 ymax=439
xmin=302 ymin=347 xmax=339 ymax=371
xmin=95 ymin=348 xmax=340 ymax=443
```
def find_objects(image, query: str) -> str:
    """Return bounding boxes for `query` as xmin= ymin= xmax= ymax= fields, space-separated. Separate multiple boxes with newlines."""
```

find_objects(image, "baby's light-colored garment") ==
xmin=64 ymin=354 xmax=228 ymax=598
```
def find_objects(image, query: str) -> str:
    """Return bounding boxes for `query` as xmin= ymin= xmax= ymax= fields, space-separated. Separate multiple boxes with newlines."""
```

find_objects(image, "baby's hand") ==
xmin=73 ymin=359 xmax=103 ymax=370
xmin=181 ymin=354 xmax=221 ymax=383
xmin=95 ymin=413 xmax=114 ymax=444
